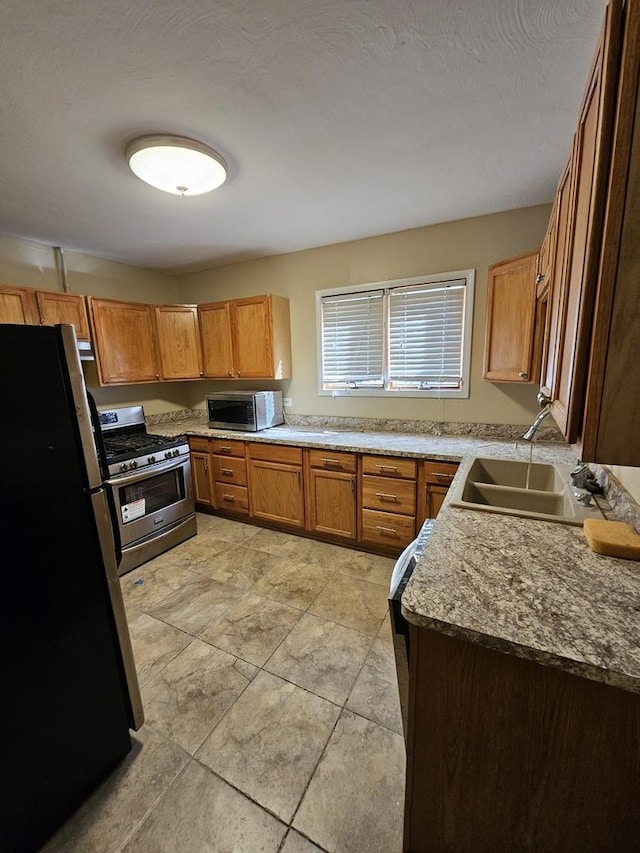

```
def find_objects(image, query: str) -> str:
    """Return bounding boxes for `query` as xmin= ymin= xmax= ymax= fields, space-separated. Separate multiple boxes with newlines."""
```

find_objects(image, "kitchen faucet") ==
xmin=521 ymin=392 xmax=553 ymax=442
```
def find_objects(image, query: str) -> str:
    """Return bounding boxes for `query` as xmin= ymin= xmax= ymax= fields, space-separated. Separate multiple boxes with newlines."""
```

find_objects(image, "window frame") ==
xmin=316 ymin=269 xmax=475 ymax=399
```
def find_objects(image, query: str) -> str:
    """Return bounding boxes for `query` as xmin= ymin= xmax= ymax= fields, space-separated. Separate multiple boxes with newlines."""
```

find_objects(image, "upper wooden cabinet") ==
xmin=0 ymin=284 xmax=89 ymax=340
xmin=0 ymin=284 xmax=40 ymax=326
xmin=483 ymin=251 xmax=539 ymax=382
xmin=88 ymin=297 xmax=160 ymax=385
xmin=154 ymin=304 xmax=203 ymax=380
xmin=199 ymin=294 xmax=292 ymax=380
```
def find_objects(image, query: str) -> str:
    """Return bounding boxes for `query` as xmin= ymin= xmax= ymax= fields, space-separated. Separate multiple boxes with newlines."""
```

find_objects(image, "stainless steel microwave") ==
xmin=206 ymin=391 xmax=285 ymax=431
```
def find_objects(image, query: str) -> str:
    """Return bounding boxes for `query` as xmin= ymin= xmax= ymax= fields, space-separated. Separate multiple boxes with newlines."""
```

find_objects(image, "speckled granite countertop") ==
xmin=152 ymin=417 xmax=640 ymax=693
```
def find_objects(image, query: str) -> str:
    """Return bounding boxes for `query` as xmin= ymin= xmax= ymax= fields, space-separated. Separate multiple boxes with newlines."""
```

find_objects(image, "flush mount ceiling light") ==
xmin=125 ymin=134 xmax=227 ymax=196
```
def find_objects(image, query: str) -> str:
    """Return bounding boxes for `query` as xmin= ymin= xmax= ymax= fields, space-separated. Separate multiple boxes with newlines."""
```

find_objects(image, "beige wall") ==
xmin=0 ymin=234 xmax=190 ymax=414
xmin=179 ymin=205 xmax=551 ymax=425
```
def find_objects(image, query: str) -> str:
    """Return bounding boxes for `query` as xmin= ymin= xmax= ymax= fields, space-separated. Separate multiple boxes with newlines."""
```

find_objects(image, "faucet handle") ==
xmin=537 ymin=391 xmax=552 ymax=408
xmin=570 ymin=464 xmax=591 ymax=487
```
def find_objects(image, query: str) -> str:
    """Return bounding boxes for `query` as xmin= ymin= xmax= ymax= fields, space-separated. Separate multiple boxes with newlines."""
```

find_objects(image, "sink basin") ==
xmin=449 ymin=457 xmax=605 ymax=526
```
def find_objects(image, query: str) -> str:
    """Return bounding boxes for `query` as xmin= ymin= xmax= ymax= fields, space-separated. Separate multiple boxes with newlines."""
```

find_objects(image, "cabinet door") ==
xmin=550 ymin=1 xmax=622 ymax=441
xmin=191 ymin=452 xmax=213 ymax=506
xmin=230 ymin=295 xmax=273 ymax=378
xmin=36 ymin=291 xmax=90 ymax=341
xmin=307 ymin=468 xmax=356 ymax=539
xmin=248 ymin=460 xmax=304 ymax=528
xmin=425 ymin=485 xmax=449 ymax=519
xmin=199 ymin=301 xmax=234 ymax=378
xmin=89 ymin=298 xmax=160 ymax=385
xmin=155 ymin=305 xmax=203 ymax=380
xmin=0 ymin=285 xmax=40 ymax=325
xmin=483 ymin=251 xmax=538 ymax=382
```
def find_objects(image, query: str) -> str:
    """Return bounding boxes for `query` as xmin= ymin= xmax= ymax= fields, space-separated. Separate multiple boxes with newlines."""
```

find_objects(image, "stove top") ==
xmin=103 ymin=432 xmax=185 ymax=461
xmin=98 ymin=405 xmax=190 ymax=477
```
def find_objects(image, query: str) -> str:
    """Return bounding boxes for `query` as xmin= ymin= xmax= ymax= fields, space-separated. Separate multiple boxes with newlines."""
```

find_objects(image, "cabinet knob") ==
xmin=228 ymin=371 xmax=234 ymax=377
xmin=535 ymin=273 xmax=544 ymax=284
xmin=237 ymin=371 xmax=241 ymax=377
xmin=518 ymin=371 xmax=528 ymax=379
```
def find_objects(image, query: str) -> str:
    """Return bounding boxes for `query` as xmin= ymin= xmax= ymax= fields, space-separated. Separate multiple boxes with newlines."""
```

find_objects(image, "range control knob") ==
xmin=165 ymin=451 xmax=172 ymax=459
xmin=130 ymin=460 xmax=138 ymax=469
xmin=120 ymin=463 xmax=128 ymax=472
xmin=172 ymin=448 xmax=180 ymax=457
xmin=147 ymin=455 xmax=156 ymax=464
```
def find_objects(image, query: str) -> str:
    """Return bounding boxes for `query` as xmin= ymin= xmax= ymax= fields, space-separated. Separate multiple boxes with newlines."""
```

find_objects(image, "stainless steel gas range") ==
xmin=98 ymin=406 xmax=196 ymax=576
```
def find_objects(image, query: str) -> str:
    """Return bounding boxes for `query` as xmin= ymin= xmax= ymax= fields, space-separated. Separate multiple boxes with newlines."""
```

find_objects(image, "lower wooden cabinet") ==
xmin=191 ymin=451 xmax=213 ymax=506
xmin=417 ymin=460 xmax=460 ymax=528
xmin=306 ymin=451 xmax=357 ymax=540
xmin=361 ymin=454 xmax=417 ymax=550
xmin=247 ymin=444 xmax=304 ymax=528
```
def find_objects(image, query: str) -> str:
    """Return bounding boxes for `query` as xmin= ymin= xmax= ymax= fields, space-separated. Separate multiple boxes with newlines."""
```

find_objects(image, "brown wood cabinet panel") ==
xmin=198 ymin=301 xmax=234 ymax=378
xmin=36 ymin=291 xmax=90 ymax=340
xmin=248 ymin=443 xmax=302 ymax=465
xmin=88 ymin=298 xmax=160 ymax=385
xmin=210 ymin=438 xmax=246 ymax=458
xmin=361 ymin=475 xmax=416 ymax=516
xmin=0 ymin=284 xmax=40 ymax=326
xmin=417 ymin=460 xmax=459 ymax=528
xmin=361 ymin=455 xmax=416 ymax=480
xmin=361 ymin=508 xmax=415 ymax=549
xmin=405 ymin=626 xmax=640 ymax=852
xmin=307 ymin=449 xmax=357 ymax=473
xmin=212 ymin=455 xmax=247 ymax=486
xmin=422 ymin=460 xmax=459 ymax=486
xmin=230 ymin=295 xmax=273 ymax=378
xmin=550 ymin=0 xmax=622 ymax=441
xmin=483 ymin=251 xmax=538 ymax=382
xmin=214 ymin=482 xmax=249 ymax=514
xmin=248 ymin=459 xmax=304 ymax=528
xmin=191 ymin=452 xmax=213 ymax=506
xmin=306 ymin=468 xmax=356 ymax=540
xmin=189 ymin=437 xmax=211 ymax=453
xmin=155 ymin=305 xmax=203 ymax=380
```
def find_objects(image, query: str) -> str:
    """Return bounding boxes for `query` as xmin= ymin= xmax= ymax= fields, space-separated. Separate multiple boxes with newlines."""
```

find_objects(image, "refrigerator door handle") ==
xmin=58 ymin=324 xmax=104 ymax=490
xmin=91 ymin=489 xmax=144 ymax=730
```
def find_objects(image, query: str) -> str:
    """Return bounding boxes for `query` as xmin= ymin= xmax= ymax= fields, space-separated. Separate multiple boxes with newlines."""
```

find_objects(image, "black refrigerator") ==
xmin=0 ymin=323 xmax=144 ymax=852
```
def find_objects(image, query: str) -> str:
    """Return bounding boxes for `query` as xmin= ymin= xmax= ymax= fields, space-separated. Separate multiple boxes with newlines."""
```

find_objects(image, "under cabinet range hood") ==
xmin=77 ymin=339 xmax=95 ymax=361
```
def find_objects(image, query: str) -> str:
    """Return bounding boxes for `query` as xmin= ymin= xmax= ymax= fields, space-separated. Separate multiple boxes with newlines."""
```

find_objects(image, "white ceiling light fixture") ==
xmin=126 ymin=134 xmax=227 ymax=196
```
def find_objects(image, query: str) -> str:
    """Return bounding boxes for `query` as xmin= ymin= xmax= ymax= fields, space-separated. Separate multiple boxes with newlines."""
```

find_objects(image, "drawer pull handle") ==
xmin=219 ymin=446 xmax=232 ymax=453
xmin=321 ymin=458 xmax=341 ymax=467
xmin=204 ymin=458 xmax=208 ymax=473
xmin=375 ymin=464 xmax=398 ymax=472
xmin=434 ymin=472 xmax=455 ymax=481
xmin=375 ymin=492 xmax=398 ymax=502
xmin=222 ymin=493 xmax=235 ymax=502
xmin=375 ymin=525 xmax=398 ymax=536
xmin=220 ymin=468 xmax=234 ymax=476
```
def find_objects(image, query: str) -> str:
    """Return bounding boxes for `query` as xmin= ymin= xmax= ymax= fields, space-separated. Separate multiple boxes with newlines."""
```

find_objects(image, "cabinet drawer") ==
xmin=248 ymin=443 xmax=302 ymax=465
xmin=210 ymin=438 xmax=246 ymax=457
xmin=308 ymin=449 xmax=357 ymax=473
xmin=361 ymin=509 xmax=415 ymax=548
xmin=423 ymin=460 xmax=459 ymax=486
xmin=189 ymin=437 xmax=210 ymax=452
xmin=214 ymin=482 xmax=249 ymax=514
xmin=212 ymin=456 xmax=247 ymax=485
xmin=362 ymin=455 xmax=416 ymax=480
xmin=362 ymin=475 xmax=416 ymax=515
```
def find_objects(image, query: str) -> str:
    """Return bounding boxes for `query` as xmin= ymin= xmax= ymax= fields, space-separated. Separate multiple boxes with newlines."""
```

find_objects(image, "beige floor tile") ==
xmin=200 ymin=516 xmax=263 ymax=543
xmin=154 ymin=532 xmax=236 ymax=573
xmin=200 ymin=591 xmax=302 ymax=666
xmin=42 ymin=726 xmax=187 ymax=853
xmin=253 ymin=557 xmax=331 ymax=609
xmin=198 ymin=670 xmax=340 ymax=822
xmin=147 ymin=575 xmax=243 ymax=635
xmin=127 ymin=611 xmax=191 ymax=686
xmin=281 ymin=829 xmax=327 ymax=853
xmin=377 ymin=613 xmax=393 ymax=645
xmin=309 ymin=575 xmax=389 ymax=635
xmin=265 ymin=613 xmax=372 ymax=705
xmin=345 ymin=637 xmax=403 ymax=734
xmin=192 ymin=543 xmax=282 ymax=589
xmin=333 ymin=549 xmax=395 ymax=587
xmin=194 ymin=512 xmax=219 ymax=533
xmin=120 ymin=562 xmax=202 ymax=614
xmin=141 ymin=640 xmax=256 ymax=754
xmin=250 ymin=528 xmax=336 ymax=565
xmin=122 ymin=760 xmax=286 ymax=852
xmin=293 ymin=710 xmax=405 ymax=853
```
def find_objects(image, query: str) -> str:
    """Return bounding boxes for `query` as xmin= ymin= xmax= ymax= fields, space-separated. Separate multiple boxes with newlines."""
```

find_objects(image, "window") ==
xmin=317 ymin=270 xmax=474 ymax=398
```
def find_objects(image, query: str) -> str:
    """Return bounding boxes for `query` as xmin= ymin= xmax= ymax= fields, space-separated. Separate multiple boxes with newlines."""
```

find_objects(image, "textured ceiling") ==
xmin=0 ymin=0 xmax=606 ymax=273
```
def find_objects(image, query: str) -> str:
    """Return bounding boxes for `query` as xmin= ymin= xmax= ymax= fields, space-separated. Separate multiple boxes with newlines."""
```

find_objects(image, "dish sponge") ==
xmin=583 ymin=519 xmax=640 ymax=559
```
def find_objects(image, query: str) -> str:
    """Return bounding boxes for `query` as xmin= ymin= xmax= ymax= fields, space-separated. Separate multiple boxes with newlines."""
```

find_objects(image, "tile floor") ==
xmin=42 ymin=514 xmax=406 ymax=853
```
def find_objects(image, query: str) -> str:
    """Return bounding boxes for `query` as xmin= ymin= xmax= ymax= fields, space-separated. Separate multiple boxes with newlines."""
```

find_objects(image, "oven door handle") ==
xmin=106 ymin=456 xmax=186 ymax=487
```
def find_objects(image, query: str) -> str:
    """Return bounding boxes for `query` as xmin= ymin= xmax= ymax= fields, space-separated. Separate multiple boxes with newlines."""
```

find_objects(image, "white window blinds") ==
xmin=388 ymin=280 xmax=466 ymax=389
xmin=321 ymin=290 xmax=384 ymax=387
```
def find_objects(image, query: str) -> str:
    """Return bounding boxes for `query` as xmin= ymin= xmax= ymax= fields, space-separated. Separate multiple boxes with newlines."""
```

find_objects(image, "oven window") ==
xmin=208 ymin=399 xmax=252 ymax=425
xmin=117 ymin=468 xmax=186 ymax=521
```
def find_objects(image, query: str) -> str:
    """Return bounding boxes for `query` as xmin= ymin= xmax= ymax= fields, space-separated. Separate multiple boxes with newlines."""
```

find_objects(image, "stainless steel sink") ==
xmin=449 ymin=457 xmax=605 ymax=525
